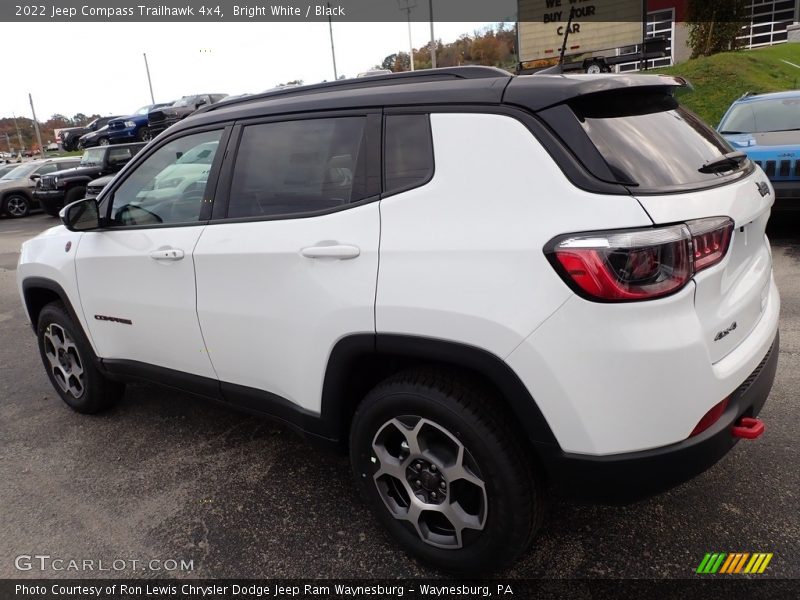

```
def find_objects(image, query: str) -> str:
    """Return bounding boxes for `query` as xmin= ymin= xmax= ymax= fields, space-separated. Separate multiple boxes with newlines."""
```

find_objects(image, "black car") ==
xmin=59 ymin=117 xmax=121 ymax=152
xmin=148 ymin=94 xmax=227 ymax=137
xmin=77 ymin=125 xmax=113 ymax=149
xmin=34 ymin=143 xmax=145 ymax=216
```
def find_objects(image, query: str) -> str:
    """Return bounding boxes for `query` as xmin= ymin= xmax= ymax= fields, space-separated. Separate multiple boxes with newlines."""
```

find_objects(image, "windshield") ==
xmin=0 ymin=164 xmax=35 ymax=180
xmin=80 ymin=148 xmax=106 ymax=167
xmin=719 ymin=97 xmax=800 ymax=133
xmin=172 ymin=96 xmax=198 ymax=107
xmin=133 ymin=105 xmax=151 ymax=115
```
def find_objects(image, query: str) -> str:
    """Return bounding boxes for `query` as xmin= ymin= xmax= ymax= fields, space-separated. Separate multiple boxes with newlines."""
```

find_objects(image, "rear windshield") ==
xmin=563 ymin=91 xmax=745 ymax=191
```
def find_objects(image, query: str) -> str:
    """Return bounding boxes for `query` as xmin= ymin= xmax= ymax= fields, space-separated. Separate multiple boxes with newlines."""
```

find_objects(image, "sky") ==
xmin=1 ymin=21 xmax=497 ymax=120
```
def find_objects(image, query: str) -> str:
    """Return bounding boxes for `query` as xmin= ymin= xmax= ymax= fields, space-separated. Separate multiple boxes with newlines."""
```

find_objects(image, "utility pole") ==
xmin=428 ymin=0 xmax=436 ymax=68
xmin=4 ymin=132 xmax=11 ymax=154
xmin=398 ymin=1 xmax=416 ymax=71
xmin=143 ymin=53 xmax=155 ymax=103
xmin=12 ymin=114 xmax=24 ymax=154
xmin=328 ymin=2 xmax=338 ymax=80
xmin=29 ymin=93 xmax=45 ymax=157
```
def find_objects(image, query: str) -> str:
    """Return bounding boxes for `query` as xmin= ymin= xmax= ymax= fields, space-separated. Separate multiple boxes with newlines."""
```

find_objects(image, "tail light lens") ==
xmin=687 ymin=217 xmax=734 ymax=271
xmin=548 ymin=217 xmax=734 ymax=302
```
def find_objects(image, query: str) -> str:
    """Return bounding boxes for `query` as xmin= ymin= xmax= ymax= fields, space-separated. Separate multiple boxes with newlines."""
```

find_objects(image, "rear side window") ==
xmin=384 ymin=114 xmax=434 ymax=195
xmin=227 ymin=117 xmax=370 ymax=219
xmin=545 ymin=91 xmax=745 ymax=192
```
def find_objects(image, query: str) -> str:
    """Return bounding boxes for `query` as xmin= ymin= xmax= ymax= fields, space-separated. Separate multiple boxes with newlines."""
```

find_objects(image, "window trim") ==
xmin=381 ymin=110 xmax=436 ymax=199
xmin=210 ymin=109 xmax=383 ymax=224
xmin=96 ymin=123 xmax=232 ymax=231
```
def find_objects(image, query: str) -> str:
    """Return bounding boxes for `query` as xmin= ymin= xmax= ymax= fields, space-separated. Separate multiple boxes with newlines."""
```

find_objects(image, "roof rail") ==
xmin=199 ymin=66 xmax=512 ymax=113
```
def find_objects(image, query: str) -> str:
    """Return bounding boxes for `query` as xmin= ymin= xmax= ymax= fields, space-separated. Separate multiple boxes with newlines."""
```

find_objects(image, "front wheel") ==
xmin=2 ymin=194 xmax=30 ymax=218
xmin=37 ymin=302 xmax=124 ymax=413
xmin=350 ymin=368 xmax=544 ymax=573
xmin=137 ymin=127 xmax=152 ymax=142
xmin=98 ymin=137 xmax=110 ymax=146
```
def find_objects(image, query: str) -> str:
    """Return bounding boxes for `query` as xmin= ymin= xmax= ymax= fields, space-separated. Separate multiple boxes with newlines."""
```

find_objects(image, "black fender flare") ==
xmin=319 ymin=333 xmax=559 ymax=448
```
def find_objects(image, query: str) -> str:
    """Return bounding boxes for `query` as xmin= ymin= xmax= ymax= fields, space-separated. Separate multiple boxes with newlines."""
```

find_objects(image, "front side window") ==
xmin=227 ymin=117 xmax=370 ymax=219
xmin=34 ymin=163 xmax=59 ymax=176
xmin=107 ymin=129 xmax=222 ymax=227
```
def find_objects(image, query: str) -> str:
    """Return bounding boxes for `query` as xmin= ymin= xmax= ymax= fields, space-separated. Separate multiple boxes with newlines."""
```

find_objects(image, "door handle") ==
xmin=300 ymin=244 xmax=361 ymax=260
xmin=149 ymin=248 xmax=185 ymax=261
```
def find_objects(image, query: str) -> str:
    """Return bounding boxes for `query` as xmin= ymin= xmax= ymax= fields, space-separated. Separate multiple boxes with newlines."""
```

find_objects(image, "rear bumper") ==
xmin=538 ymin=332 xmax=779 ymax=501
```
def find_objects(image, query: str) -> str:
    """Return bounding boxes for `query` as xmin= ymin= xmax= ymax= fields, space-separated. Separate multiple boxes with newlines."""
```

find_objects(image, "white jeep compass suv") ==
xmin=17 ymin=67 xmax=780 ymax=572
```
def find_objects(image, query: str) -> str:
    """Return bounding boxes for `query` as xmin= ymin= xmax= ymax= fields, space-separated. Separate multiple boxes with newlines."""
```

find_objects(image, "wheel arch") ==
xmin=21 ymin=277 xmax=85 ymax=337
xmin=320 ymin=334 xmax=559 ymax=451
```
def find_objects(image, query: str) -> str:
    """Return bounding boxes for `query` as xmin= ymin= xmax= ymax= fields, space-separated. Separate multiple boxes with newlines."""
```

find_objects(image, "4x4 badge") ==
xmin=756 ymin=181 xmax=770 ymax=197
xmin=714 ymin=322 xmax=737 ymax=342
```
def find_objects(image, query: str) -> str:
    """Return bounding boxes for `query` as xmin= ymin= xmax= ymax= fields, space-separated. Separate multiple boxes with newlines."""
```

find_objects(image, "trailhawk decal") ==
xmin=94 ymin=315 xmax=133 ymax=325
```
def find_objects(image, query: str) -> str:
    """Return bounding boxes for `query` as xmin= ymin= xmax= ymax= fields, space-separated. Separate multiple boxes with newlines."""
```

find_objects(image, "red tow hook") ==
xmin=731 ymin=417 xmax=765 ymax=440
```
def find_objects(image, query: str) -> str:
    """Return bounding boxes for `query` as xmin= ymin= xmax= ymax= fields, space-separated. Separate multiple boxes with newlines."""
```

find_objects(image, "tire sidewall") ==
xmin=36 ymin=303 xmax=102 ymax=413
xmin=350 ymin=386 xmax=534 ymax=572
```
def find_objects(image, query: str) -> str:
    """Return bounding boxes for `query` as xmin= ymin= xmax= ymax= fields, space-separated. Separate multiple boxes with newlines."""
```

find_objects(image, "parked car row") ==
xmin=0 ymin=157 xmax=81 ymax=218
xmin=34 ymin=143 xmax=146 ymax=216
xmin=57 ymin=95 xmax=228 ymax=151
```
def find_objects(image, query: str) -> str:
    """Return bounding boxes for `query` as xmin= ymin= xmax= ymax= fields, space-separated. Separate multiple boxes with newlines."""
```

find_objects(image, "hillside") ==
xmin=652 ymin=44 xmax=800 ymax=127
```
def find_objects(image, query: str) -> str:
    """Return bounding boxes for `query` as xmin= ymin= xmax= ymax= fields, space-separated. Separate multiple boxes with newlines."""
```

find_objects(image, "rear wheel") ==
xmin=138 ymin=127 xmax=152 ymax=142
xmin=2 ymin=194 xmax=30 ymax=218
xmin=36 ymin=302 xmax=124 ymax=413
xmin=350 ymin=368 xmax=544 ymax=573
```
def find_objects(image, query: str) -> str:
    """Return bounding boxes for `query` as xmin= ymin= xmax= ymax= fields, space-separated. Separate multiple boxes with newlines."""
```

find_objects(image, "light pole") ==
xmin=328 ymin=2 xmax=338 ymax=80
xmin=428 ymin=0 xmax=436 ymax=68
xmin=143 ymin=53 xmax=155 ymax=104
xmin=29 ymin=93 xmax=45 ymax=157
xmin=397 ymin=0 xmax=416 ymax=71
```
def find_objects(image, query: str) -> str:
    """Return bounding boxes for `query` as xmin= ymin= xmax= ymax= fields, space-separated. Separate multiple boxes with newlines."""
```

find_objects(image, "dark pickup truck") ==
xmin=148 ymin=94 xmax=227 ymax=137
xmin=34 ymin=143 xmax=145 ymax=216
xmin=59 ymin=116 xmax=121 ymax=152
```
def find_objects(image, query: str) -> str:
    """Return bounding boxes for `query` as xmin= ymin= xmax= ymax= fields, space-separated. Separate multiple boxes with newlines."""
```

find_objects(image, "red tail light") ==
xmin=548 ymin=217 xmax=734 ymax=302
xmin=687 ymin=217 xmax=734 ymax=272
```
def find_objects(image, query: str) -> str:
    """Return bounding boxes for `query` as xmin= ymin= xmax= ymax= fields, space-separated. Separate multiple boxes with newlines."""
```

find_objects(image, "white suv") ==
xmin=17 ymin=67 xmax=780 ymax=572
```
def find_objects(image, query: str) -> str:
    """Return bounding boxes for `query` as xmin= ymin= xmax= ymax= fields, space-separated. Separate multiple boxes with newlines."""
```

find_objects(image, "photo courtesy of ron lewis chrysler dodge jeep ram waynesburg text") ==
xmin=17 ymin=68 xmax=779 ymax=573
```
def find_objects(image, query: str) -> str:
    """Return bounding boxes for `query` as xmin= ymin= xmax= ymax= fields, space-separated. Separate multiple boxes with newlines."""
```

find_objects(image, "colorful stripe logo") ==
xmin=696 ymin=553 xmax=773 ymax=574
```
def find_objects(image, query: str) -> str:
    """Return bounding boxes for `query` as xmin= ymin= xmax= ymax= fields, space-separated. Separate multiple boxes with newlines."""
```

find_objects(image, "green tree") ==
xmin=687 ymin=0 xmax=749 ymax=58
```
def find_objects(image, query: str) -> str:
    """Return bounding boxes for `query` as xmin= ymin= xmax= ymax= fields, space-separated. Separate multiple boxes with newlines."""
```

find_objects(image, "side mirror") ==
xmin=61 ymin=198 xmax=100 ymax=231
xmin=30 ymin=174 xmax=40 ymax=180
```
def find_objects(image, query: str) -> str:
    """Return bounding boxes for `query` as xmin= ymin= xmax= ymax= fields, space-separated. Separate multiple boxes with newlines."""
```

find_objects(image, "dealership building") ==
xmin=622 ymin=0 xmax=800 ymax=71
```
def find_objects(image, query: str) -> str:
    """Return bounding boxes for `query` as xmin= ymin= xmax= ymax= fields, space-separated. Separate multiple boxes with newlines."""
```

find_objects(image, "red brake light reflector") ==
xmin=690 ymin=397 xmax=730 ymax=437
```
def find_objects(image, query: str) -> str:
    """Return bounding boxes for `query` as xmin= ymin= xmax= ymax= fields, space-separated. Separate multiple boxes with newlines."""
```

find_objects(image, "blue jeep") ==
xmin=107 ymin=103 xmax=171 ymax=144
xmin=719 ymin=90 xmax=800 ymax=208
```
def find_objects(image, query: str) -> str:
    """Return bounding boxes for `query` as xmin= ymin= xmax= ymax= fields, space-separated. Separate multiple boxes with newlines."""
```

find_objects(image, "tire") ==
xmin=98 ymin=137 xmax=110 ymax=146
xmin=2 ymin=193 xmax=30 ymax=218
xmin=137 ymin=127 xmax=152 ymax=142
xmin=350 ymin=368 xmax=544 ymax=573
xmin=36 ymin=301 xmax=124 ymax=414
xmin=63 ymin=185 xmax=87 ymax=208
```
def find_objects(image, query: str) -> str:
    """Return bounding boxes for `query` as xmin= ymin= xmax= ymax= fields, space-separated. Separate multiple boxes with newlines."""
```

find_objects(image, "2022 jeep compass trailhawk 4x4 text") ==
xmin=18 ymin=67 xmax=780 ymax=573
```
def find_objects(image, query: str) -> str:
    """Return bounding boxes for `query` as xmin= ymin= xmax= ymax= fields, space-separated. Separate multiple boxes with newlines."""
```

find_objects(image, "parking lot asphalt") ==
xmin=0 ymin=212 xmax=798 ymax=579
